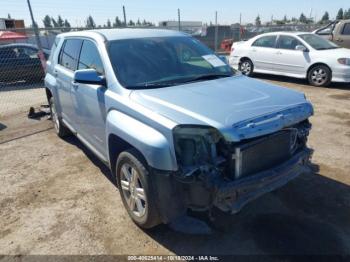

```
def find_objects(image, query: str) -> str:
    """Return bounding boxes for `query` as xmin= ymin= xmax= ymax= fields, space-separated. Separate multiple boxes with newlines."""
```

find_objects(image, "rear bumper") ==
xmin=213 ymin=148 xmax=312 ymax=213
xmin=152 ymin=148 xmax=312 ymax=223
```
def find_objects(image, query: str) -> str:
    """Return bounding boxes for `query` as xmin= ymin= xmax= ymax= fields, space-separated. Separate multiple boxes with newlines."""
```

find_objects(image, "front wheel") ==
xmin=116 ymin=149 xmax=161 ymax=229
xmin=307 ymin=65 xmax=331 ymax=87
xmin=239 ymin=59 xmax=254 ymax=77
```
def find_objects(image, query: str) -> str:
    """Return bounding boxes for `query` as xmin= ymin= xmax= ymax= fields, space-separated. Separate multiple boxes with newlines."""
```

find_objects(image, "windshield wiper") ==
xmin=181 ymin=74 xmax=232 ymax=84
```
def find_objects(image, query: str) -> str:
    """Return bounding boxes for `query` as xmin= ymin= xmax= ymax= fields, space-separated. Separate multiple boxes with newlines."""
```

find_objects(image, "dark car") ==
xmin=0 ymin=43 xmax=50 ymax=84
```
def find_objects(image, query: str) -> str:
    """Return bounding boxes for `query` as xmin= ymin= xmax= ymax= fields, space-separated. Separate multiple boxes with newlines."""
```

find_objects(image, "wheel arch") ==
xmin=106 ymin=110 xmax=177 ymax=173
xmin=306 ymin=62 xmax=332 ymax=78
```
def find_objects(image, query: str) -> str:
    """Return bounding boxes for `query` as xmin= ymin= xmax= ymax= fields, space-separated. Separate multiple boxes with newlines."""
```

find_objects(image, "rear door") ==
xmin=54 ymin=39 xmax=83 ymax=127
xmin=273 ymin=35 xmax=309 ymax=76
xmin=71 ymin=39 xmax=107 ymax=156
xmin=249 ymin=35 xmax=278 ymax=71
xmin=335 ymin=22 xmax=350 ymax=49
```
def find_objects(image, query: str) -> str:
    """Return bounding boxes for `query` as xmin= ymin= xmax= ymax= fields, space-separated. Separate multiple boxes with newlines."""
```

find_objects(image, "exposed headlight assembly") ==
xmin=337 ymin=58 xmax=350 ymax=66
xmin=173 ymin=126 xmax=223 ymax=170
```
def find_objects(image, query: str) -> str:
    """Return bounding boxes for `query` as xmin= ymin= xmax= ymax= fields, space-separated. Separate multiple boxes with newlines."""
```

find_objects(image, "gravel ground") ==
xmin=0 ymin=75 xmax=349 ymax=256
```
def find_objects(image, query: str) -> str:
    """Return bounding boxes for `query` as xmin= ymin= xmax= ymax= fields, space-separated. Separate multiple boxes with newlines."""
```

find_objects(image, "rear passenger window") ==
xmin=342 ymin=23 xmax=350 ymax=35
xmin=78 ymin=40 xmax=104 ymax=75
xmin=252 ymin=35 xmax=277 ymax=48
xmin=59 ymin=39 xmax=82 ymax=71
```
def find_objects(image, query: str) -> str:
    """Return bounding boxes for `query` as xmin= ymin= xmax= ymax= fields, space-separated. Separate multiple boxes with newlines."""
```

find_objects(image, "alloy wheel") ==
xmin=241 ymin=61 xmax=252 ymax=75
xmin=311 ymin=68 xmax=328 ymax=86
xmin=120 ymin=163 xmax=147 ymax=218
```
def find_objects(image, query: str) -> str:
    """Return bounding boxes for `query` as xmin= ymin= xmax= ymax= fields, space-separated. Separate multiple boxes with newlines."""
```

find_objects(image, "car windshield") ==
xmin=108 ymin=36 xmax=234 ymax=89
xmin=299 ymin=34 xmax=339 ymax=50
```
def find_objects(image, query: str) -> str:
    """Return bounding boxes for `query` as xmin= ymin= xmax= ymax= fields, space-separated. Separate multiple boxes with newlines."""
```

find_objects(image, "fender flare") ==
xmin=106 ymin=110 xmax=177 ymax=171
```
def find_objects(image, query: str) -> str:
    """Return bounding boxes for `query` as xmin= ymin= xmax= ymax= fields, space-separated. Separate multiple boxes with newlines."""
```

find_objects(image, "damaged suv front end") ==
xmin=150 ymin=101 xmax=313 ymax=223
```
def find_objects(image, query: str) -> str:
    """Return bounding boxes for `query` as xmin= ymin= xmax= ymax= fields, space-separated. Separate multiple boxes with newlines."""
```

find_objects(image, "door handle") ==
xmin=252 ymin=49 xmax=257 ymax=52
xmin=276 ymin=51 xmax=282 ymax=55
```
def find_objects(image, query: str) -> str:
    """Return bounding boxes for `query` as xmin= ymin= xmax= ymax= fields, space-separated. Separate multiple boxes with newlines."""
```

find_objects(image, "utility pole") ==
xmin=239 ymin=13 xmax=242 ymax=41
xmin=178 ymin=8 xmax=181 ymax=31
xmin=26 ymin=0 xmax=46 ymax=70
xmin=123 ymin=5 xmax=127 ymax=27
xmin=214 ymin=11 xmax=218 ymax=52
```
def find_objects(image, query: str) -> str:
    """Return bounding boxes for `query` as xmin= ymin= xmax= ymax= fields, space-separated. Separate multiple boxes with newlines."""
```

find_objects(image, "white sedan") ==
xmin=228 ymin=32 xmax=350 ymax=86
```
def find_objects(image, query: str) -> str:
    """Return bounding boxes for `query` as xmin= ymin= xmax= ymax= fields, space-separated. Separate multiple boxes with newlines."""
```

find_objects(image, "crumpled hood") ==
xmin=130 ymin=75 xmax=313 ymax=141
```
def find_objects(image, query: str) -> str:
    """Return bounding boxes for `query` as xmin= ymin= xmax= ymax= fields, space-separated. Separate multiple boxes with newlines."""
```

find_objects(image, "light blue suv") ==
xmin=45 ymin=29 xmax=313 ymax=229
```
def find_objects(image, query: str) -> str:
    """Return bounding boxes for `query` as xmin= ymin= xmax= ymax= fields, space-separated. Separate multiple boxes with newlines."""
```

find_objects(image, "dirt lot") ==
xmin=0 ymin=76 xmax=350 ymax=256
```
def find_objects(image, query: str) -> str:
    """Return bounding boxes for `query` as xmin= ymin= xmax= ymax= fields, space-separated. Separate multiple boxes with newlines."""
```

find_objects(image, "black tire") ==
xmin=239 ymin=58 xmax=254 ymax=77
xmin=49 ymin=97 xmax=71 ymax=138
xmin=307 ymin=65 xmax=332 ymax=87
xmin=116 ymin=149 xmax=161 ymax=229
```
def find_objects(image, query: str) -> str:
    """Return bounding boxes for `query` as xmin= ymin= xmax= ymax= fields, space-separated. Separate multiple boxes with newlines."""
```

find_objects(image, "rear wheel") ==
xmin=239 ymin=59 xmax=254 ymax=76
xmin=116 ymin=149 xmax=161 ymax=229
xmin=49 ymin=97 xmax=71 ymax=138
xmin=307 ymin=65 xmax=331 ymax=87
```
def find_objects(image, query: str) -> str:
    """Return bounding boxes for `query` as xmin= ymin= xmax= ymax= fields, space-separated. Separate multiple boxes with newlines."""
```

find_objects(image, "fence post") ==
xmin=214 ymin=11 xmax=218 ymax=52
xmin=26 ymin=0 xmax=46 ymax=71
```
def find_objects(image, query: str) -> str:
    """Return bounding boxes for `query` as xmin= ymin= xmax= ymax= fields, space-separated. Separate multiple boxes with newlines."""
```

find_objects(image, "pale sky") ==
xmin=1 ymin=0 xmax=349 ymax=27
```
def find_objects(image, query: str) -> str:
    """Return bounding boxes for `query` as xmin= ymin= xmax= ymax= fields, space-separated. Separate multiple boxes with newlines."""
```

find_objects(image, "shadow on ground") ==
xmin=63 ymin=135 xmax=350 ymax=256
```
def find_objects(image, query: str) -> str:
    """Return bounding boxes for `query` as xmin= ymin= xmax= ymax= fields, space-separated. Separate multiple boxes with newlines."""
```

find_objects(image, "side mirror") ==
xmin=74 ymin=69 xmax=106 ymax=85
xmin=295 ymin=45 xmax=308 ymax=52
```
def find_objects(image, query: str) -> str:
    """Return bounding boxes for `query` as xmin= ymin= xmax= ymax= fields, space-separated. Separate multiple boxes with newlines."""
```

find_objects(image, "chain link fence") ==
xmin=0 ymin=24 xmax=320 ymax=140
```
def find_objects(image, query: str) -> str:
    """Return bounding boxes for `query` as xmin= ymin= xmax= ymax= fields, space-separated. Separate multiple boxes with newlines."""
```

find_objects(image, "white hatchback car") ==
xmin=229 ymin=32 xmax=350 ymax=86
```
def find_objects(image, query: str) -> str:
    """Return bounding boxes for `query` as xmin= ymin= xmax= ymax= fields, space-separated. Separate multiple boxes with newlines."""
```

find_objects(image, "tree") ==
xmin=8 ymin=13 xmax=11 ymax=19
xmin=299 ymin=13 xmax=308 ymax=24
xmin=336 ymin=8 xmax=344 ymax=20
xmin=57 ymin=15 xmax=64 ymax=27
xmin=51 ymin=17 xmax=59 ymax=27
xmin=64 ymin=19 xmax=71 ymax=28
xmin=320 ymin=11 xmax=330 ymax=24
xmin=283 ymin=15 xmax=288 ymax=23
xmin=113 ymin=16 xmax=122 ymax=27
xmin=128 ymin=20 xmax=135 ymax=26
xmin=136 ymin=19 xmax=141 ymax=26
xmin=86 ymin=15 xmax=96 ymax=28
xmin=106 ymin=19 xmax=111 ymax=28
xmin=255 ymin=15 xmax=261 ymax=26
xmin=343 ymin=8 xmax=350 ymax=19
xmin=43 ymin=15 xmax=52 ymax=28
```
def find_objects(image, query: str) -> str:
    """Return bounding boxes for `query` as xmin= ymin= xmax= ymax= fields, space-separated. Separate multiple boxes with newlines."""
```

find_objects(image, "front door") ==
xmin=273 ymin=35 xmax=309 ymax=76
xmin=70 ymin=39 xmax=107 ymax=157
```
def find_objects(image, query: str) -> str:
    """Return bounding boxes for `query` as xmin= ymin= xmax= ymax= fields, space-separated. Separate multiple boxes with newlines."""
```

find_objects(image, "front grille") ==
xmin=231 ymin=130 xmax=295 ymax=178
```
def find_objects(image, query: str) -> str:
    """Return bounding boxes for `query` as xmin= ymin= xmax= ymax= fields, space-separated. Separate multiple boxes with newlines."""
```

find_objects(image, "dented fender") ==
xmin=106 ymin=110 xmax=177 ymax=171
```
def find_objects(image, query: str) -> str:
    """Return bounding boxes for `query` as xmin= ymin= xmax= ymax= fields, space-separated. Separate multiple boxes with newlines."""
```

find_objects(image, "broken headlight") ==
xmin=173 ymin=126 xmax=222 ymax=168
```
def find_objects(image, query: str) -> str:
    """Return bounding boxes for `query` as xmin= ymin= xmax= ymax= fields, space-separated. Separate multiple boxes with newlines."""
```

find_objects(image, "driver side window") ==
xmin=78 ymin=40 xmax=104 ymax=75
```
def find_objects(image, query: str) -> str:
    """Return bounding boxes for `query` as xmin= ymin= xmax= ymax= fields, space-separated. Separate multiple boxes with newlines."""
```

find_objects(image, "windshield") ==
xmin=108 ymin=36 xmax=234 ymax=89
xmin=299 ymin=34 xmax=339 ymax=50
